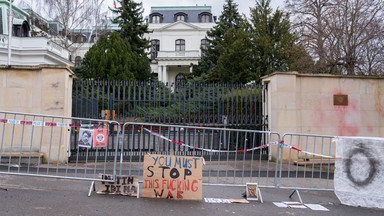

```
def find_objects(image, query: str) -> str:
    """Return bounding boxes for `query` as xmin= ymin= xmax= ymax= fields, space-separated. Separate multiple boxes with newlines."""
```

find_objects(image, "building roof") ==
xmin=150 ymin=6 xmax=212 ymax=12
xmin=23 ymin=8 xmax=49 ymax=24
xmin=0 ymin=0 xmax=29 ymax=17
xmin=150 ymin=6 xmax=212 ymax=23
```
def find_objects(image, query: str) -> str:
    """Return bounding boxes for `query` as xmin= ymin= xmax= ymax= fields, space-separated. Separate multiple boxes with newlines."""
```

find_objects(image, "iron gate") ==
xmin=71 ymin=80 xmax=268 ymax=160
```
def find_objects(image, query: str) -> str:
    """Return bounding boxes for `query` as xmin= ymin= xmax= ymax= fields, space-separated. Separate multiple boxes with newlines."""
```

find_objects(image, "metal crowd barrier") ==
xmin=0 ymin=111 xmax=120 ymax=183
xmin=119 ymin=122 xmax=280 ymax=188
xmin=0 ymin=111 xmax=341 ymax=202
xmin=277 ymin=133 xmax=336 ymax=202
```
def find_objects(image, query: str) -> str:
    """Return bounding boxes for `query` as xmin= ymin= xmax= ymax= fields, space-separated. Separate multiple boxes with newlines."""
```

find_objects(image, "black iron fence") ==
xmin=72 ymin=80 xmax=267 ymax=128
xmin=71 ymin=80 xmax=268 ymax=160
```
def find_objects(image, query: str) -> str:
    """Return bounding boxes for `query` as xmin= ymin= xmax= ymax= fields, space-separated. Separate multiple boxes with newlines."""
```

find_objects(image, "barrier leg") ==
xmin=257 ymin=188 xmax=263 ymax=203
xmin=88 ymin=181 xmax=96 ymax=197
xmin=137 ymin=183 xmax=140 ymax=199
xmin=289 ymin=190 xmax=303 ymax=203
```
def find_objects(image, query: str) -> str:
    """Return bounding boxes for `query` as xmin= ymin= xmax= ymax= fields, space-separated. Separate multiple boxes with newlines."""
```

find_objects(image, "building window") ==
xmin=150 ymin=13 xmax=162 ymax=23
xmin=199 ymin=12 xmax=212 ymax=23
xmin=75 ymin=56 xmax=82 ymax=67
xmin=174 ymin=13 xmax=188 ymax=22
xmin=201 ymin=15 xmax=210 ymax=23
xmin=176 ymin=15 xmax=185 ymax=21
xmin=175 ymin=73 xmax=186 ymax=93
xmin=175 ymin=39 xmax=185 ymax=51
xmin=152 ymin=15 xmax=160 ymax=23
xmin=201 ymin=39 xmax=209 ymax=50
xmin=0 ymin=10 xmax=3 ymax=34
xmin=151 ymin=40 xmax=160 ymax=59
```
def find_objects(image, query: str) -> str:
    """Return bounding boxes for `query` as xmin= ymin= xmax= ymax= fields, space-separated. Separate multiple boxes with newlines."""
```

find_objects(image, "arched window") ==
xmin=199 ymin=12 xmax=212 ymax=23
xmin=90 ymin=35 xmax=96 ymax=43
xmin=152 ymin=15 xmax=161 ymax=23
xmin=174 ymin=12 xmax=188 ymax=22
xmin=175 ymin=39 xmax=185 ymax=51
xmin=151 ymin=40 xmax=160 ymax=59
xmin=75 ymin=56 xmax=82 ymax=67
xmin=175 ymin=73 xmax=186 ymax=93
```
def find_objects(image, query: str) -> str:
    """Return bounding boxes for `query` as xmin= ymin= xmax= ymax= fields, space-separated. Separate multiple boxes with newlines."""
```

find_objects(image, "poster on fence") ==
xmin=97 ymin=174 xmax=139 ymax=196
xmin=93 ymin=128 xmax=107 ymax=148
xmin=78 ymin=128 xmax=93 ymax=148
xmin=142 ymin=154 xmax=203 ymax=200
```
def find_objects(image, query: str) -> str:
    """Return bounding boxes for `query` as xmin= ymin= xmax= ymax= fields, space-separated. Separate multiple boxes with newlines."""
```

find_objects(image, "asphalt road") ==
xmin=0 ymin=175 xmax=383 ymax=216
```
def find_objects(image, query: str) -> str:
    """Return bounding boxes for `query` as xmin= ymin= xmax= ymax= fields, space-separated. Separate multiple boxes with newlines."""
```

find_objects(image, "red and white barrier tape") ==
xmin=280 ymin=141 xmax=334 ymax=159
xmin=143 ymin=127 xmax=277 ymax=153
xmin=143 ymin=128 xmax=336 ymax=158
xmin=0 ymin=118 xmax=106 ymax=128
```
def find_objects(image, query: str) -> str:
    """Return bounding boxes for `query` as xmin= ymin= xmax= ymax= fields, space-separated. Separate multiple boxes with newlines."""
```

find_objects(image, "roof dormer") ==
xmin=198 ymin=12 xmax=213 ymax=23
xmin=149 ymin=12 xmax=163 ymax=24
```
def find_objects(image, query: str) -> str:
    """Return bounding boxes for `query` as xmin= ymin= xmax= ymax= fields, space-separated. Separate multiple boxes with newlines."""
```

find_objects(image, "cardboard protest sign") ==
xmin=97 ymin=174 xmax=139 ymax=196
xmin=93 ymin=128 xmax=107 ymax=148
xmin=142 ymin=154 xmax=203 ymax=200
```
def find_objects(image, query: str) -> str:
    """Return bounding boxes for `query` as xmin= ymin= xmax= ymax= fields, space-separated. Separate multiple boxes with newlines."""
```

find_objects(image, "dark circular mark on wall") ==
xmin=345 ymin=143 xmax=378 ymax=187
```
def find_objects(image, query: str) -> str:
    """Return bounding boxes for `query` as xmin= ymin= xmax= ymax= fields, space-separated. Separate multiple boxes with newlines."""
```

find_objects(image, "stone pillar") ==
xmin=163 ymin=65 xmax=168 ymax=84
xmin=159 ymin=65 xmax=163 ymax=82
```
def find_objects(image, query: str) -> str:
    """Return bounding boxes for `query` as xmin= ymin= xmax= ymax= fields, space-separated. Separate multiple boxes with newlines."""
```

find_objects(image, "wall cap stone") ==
xmin=262 ymin=71 xmax=384 ymax=80
xmin=0 ymin=64 xmax=74 ymax=76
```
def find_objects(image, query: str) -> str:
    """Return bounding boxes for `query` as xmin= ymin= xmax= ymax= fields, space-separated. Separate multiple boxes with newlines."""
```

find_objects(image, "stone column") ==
xmin=159 ymin=65 xmax=163 ymax=82
xmin=163 ymin=65 xmax=168 ymax=84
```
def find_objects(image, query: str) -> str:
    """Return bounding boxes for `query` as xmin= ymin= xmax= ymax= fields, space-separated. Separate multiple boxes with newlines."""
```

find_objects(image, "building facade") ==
xmin=0 ymin=1 xmax=72 ymax=66
xmin=1 ymin=3 xmax=216 ymax=81
xmin=146 ymin=6 xmax=215 ymax=84
xmin=69 ymin=6 xmax=216 ymax=84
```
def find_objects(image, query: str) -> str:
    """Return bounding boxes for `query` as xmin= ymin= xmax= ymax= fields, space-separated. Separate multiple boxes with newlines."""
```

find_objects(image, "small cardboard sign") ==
xmin=246 ymin=183 xmax=258 ymax=200
xmin=142 ymin=154 xmax=203 ymax=200
xmin=97 ymin=174 xmax=138 ymax=196
xmin=93 ymin=128 xmax=107 ymax=148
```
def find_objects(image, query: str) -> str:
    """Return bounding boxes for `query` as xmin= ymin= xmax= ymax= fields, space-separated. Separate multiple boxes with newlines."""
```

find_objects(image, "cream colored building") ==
xmin=146 ymin=6 xmax=215 ymax=84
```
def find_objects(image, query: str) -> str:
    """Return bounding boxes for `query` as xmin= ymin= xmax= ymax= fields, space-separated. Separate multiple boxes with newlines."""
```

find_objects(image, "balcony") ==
xmin=156 ymin=50 xmax=200 ymax=60
xmin=0 ymin=34 xmax=72 ymax=66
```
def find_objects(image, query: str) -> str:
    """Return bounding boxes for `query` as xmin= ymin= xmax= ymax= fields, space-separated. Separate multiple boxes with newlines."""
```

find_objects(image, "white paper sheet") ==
xmin=305 ymin=204 xmax=329 ymax=211
xmin=273 ymin=202 xmax=289 ymax=208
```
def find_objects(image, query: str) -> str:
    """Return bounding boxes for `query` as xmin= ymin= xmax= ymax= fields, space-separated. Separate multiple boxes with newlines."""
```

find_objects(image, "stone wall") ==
xmin=0 ymin=65 xmax=74 ymax=163
xmin=262 ymin=72 xmax=384 ymax=160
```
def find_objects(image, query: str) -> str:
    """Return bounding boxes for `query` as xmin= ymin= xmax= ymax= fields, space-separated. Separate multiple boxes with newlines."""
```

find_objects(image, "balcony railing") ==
xmin=157 ymin=50 xmax=200 ymax=59
xmin=0 ymin=34 xmax=70 ymax=61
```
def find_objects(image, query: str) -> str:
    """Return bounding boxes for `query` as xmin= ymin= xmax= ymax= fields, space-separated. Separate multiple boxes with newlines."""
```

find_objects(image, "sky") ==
xmin=15 ymin=0 xmax=286 ymax=22
xmin=119 ymin=0 xmax=286 ymax=18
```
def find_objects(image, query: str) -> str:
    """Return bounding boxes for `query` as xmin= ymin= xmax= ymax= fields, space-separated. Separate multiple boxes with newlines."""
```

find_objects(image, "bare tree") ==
xmin=359 ymin=32 xmax=384 ymax=75
xmin=34 ymin=0 xmax=95 ymax=48
xmin=286 ymin=0 xmax=384 ymax=75
xmin=92 ymin=0 xmax=107 ymax=42
xmin=285 ymin=0 xmax=333 ymax=70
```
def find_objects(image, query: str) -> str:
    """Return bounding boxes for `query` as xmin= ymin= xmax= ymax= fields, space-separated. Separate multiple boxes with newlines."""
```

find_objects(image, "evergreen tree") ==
xmin=110 ymin=0 xmax=151 ymax=56
xmin=248 ymin=0 xmax=297 ymax=79
xmin=208 ymin=27 xmax=255 ymax=83
xmin=193 ymin=0 xmax=243 ymax=77
xmin=78 ymin=32 xmax=151 ymax=81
